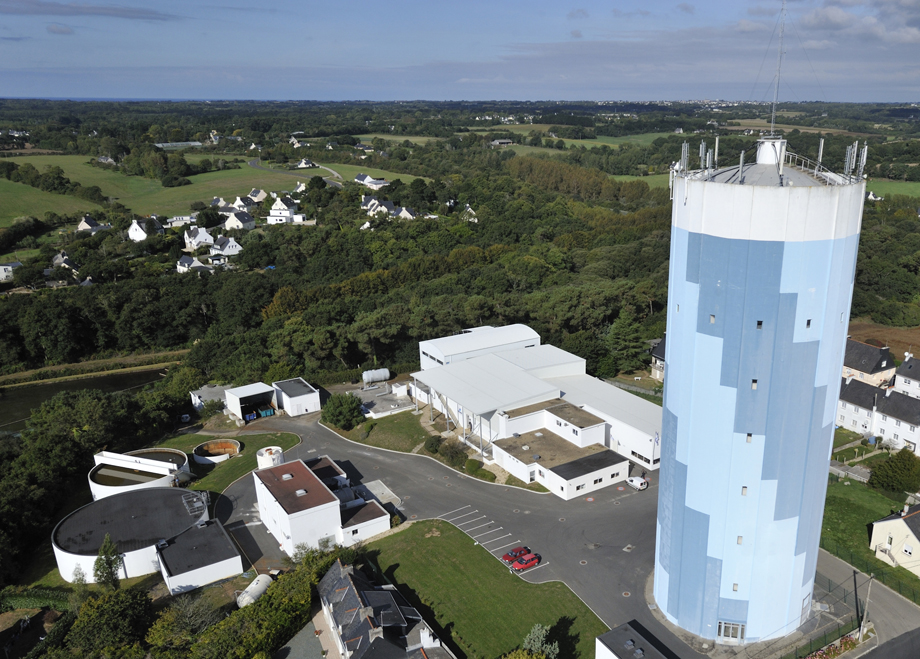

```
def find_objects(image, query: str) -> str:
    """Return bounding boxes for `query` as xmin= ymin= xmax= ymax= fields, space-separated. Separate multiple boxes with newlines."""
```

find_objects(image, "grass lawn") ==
xmin=611 ymin=174 xmax=670 ymax=189
xmin=357 ymin=134 xmax=442 ymax=145
xmin=854 ymin=451 xmax=891 ymax=471
xmin=834 ymin=427 xmax=862 ymax=449
xmin=317 ymin=162 xmax=429 ymax=185
xmin=506 ymin=144 xmax=568 ymax=158
xmin=0 ymin=247 xmax=40 ymax=262
xmin=832 ymin=446 xmax=870 ymax=463
xmin=340 ymin=413 xmax=430 ymax=453
xmin=0 ymin=177 xmax=99 ymax=227
xmin=154 ymin=431 xmax=300 ymax=495
xmin=505 ymin=475 xmax=550 ymax=493
xmin=865 ymin=179 xmax=920 ymax=200
xmin=369 ymin=520 xmax=607 ymax=659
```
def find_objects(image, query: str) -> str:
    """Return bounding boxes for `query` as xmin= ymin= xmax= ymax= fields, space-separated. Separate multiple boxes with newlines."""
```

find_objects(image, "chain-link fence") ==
xmin=777 ymin=617 xmax=858 ymax=659
xmin=819 ymin=537 xmax=920 ymax=606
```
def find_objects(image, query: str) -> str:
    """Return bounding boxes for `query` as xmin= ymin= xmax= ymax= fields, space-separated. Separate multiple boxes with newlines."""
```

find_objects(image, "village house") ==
xmin=838 ymin=377 xmax=920 ymax=454
xmin=220 ymin=211 xmax=256 ymax=231
xmin=184 ymin=227 xmax=214 ymax=250
xmin=210 ymin=235 xmax=243 ymax=258
xmin=842 ymin=339 xmax=896 ymax=387
xmin=127 ymin=217 xmax=164 ymax=242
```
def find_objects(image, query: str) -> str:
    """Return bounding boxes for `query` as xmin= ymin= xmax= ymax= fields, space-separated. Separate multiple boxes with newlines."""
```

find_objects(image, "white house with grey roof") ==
xmin=842 ymin=338 xmax=895 ymax=387
xmin=838 ymin=377 xmax=920 ymax=454
xmin=209 ymin=235 xmax=242 ymax=257
xmin=893 ymin=354 xmax=920 ymax=400
xmin=870 ymin=504 xmax=920 ymax=578
xmin=184 ymin=227 xmax=213 ymax=250
xmin=0 ymin=261 xmax=21 ymax=282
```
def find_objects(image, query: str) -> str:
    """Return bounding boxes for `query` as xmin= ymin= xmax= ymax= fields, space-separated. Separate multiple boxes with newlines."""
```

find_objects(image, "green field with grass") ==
xmin=369 ymin=520 xmax=607 ymax=659
xmin=357 ymin=134 xmax=441 ymax=145
xmin=865 ymin=179 xmax=920 ymax=200
xmin=317 ymin=162 xmax=428 ymax=184
xmin=341 ymin=413 xmax=430 ymax=453
xmin=155 ymin=432 xmax=300 ymax=494
xmin=611 ymin=174 xmax=670 ymax=189
xmin=467 ymin=126 xmax=671 ymax=150
xmin=0 ymin=177 xmax=100 ymax=227
xmin=834 ymin=427 xmax=862 ymax=449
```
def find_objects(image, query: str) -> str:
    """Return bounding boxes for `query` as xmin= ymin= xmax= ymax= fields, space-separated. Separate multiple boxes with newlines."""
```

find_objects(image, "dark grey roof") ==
xmin=341 ymin=500 xmax=389 ymax=528
xmin=897 ymin=358 xmax=920 ymax=379
xmin=157 ymin=519 xmax=240 ymax=577
xmin=845 ymin=340 xmax=893 ymax=375
xmin=596 ymin=622 xmax=671 ymax=659
xmin=178 ymin=255 xmax=195 ymax=267
xmin=549 ymin=449 xmax=630 ymax=480
xmin=362 ymin=590 xmax=407 ymax=627
xmin=840 ymin=378 xmax=920 ymax=425
xmin=651 ymin=335 xmax=666 ymax=361
xmin=874 ymin=504 xmax=920 ymax=543
xmin=838 ymin=377 xmax=879 ymax=410
xmin=274 ymin=377 xmax=317 ymax=398
xmin=53 ymin=488 xmax=208 ymax=556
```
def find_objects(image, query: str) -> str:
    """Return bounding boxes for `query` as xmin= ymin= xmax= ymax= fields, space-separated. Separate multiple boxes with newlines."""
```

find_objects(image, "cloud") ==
xmin=801 ymin=6 xmax=856 ymax=30
xmin=570 ymin=29 xmax=583 ymax=39
xmin=748 ymin=5 xmax=778 ymax=17
xmin=0 ymin=0 xmax=178 ymax=20
xmin=677 ymin=3 xmax=694 ymax=14
xmin=46 ymin=22 xmax=72 ymax=34
xmin=736 ymin=19 xmax=769 ymax=32
xmin=612 ymin=8 xmax=649 ymax=18
xmin=567 ymin=8 xmax=588 ymax=20
xmin=1 ymin=35 xmax=29 ymax=40
xmin=801 ymin=39 xmax=835 ymax=50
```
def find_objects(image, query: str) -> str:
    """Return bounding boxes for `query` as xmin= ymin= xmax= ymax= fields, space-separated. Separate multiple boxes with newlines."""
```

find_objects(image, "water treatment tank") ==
xmin=256 ymin=446 xmax=284 ymax=470
xmin=362 ymin=368 xmax=390 ymax=385
xmin=237 ymin=574 xmax=273 ymax=608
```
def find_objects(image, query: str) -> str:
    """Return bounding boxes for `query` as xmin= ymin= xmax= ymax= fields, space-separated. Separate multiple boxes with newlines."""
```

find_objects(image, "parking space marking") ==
xmin=446 ymin=511 xmax=480 ymax=523
xmin=466 ymin=521 xmax=494 ymax=532
xmin=490 ymin=540 xmax=521 ymax=552
xmin=456 ymin=515 xmax=487 ymax=527
xmin=472 ymin=527 xmax=503 ymax=539
xmin=516 ymin=562 xmax=550 ymax=574
xmin=480 ymin=534 xmax=513 ymax=546
xmin=437 ymin=505 xmax=470 ymax=519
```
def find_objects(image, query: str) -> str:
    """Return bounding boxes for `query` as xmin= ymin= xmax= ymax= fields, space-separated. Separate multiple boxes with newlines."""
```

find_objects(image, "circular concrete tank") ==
xmin=193 ymin=439 xmax=240 ymax=465
xmin=256 ymin=446 xmax=284 ymax=470
xmin=126 ymin=447 xmax=190 ymax=472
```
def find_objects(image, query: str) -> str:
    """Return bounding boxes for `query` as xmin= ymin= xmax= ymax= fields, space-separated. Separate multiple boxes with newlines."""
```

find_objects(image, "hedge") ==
xmin=0 ymin=587 xmax=70 ymax=612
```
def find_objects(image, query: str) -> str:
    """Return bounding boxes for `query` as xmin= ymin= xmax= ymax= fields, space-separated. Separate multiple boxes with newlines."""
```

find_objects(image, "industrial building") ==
xmin=654 ymin=136 xmax=865 ymax=643
xmin=88 ymin=448 xmax=190 ymax=500
xmin=272 ymin=377 xmax=321 ymax=416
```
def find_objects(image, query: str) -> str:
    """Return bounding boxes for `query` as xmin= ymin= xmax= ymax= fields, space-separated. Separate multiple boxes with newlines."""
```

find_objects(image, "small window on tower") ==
xmin=737 ymin=536 xmax=743 ymax=545
xmin=710 ymin=314 xmax=716 ymax=324
xmin=733 ymin=583 xmax=739 ymax=592
xmin=806 ymin=319 xmax=812 ymax=329
xmin=756 ymin=320 xmax=763 ymax=329
xmin=742 ymin=486 xmax=748 ymax=496
xmin=746 ymin=433 xmax=752 ymax=443
xmin=751 ymin=379 xmax=758 ymax=390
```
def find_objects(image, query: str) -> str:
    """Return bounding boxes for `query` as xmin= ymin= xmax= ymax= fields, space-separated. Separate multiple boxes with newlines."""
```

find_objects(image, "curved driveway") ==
xmin=215 ymin=414 xmax=697 ymax=657
xmin=246 ymin=159 xmax=343 ymax=188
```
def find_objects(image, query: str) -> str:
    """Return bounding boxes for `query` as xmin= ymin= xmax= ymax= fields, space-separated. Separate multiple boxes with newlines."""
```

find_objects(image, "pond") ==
xmin=0 ymin=368 xmax=166 ymax=432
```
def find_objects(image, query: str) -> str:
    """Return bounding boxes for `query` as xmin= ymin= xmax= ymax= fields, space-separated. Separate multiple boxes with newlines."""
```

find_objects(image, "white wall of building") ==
xmin=335 ymin=503 xmax=390 ymax=547
xmin=584 ymin=404 xmax=659 ymax=468
xmin=253 ymin=474 xmax=341 ymax=556
xmin=837 ymin=398 xmax=920 ymax=454
xmin=54 ymin=543 xmax=160 ymax=584
xmin=491 ymin=444 xmax=628 ymax=500
xmin=273 ymin=386 xmax=321 ymax=416
xmin=160 ymin=553 xmax=244 ymax=595
xmin=894 ymin=372 xmax=920 ymax=400
xmin=88 ymin=470 xmax=176 ymax=501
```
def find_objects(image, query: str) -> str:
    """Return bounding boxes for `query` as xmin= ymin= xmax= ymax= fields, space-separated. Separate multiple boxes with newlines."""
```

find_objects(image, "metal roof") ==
xmin=545 ymin=374 xmax=662 ymax=437
xmin=492 ymin=344 xmax=584 ymax=373
xmin=273 ymin=377 xmax=317 ymax=398
xmin=420 ymin=324 xmax=539 ymax=357
xmin=226 ymin=382 xmax=275 ymax=399
xmin=158 ymin=519 xmax=240 ymax=577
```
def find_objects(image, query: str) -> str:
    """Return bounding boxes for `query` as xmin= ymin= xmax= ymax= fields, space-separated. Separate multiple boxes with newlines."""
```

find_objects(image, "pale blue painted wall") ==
xmin=654 ymin=227 xmax=859 ymax=641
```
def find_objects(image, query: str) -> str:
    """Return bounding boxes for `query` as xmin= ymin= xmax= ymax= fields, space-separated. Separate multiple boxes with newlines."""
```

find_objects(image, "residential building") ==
xmin=654 ymin=136 xmax=866 ymax=643
xmin=231 ymin=196 xmax=255 ymax=212
xmin=267 ymin=197 xmax=305 ymax=224
xmin=167 ymin=214 xmax=197 ymax=229
xmin=870 ymin=504 xmax=920 ymax=578
xmin=176 ymin=255 xmax=212 ymax=274
xmin=842 ymin=339 xmax=895 ymax=386
xmin=649 ymin=336 xmax=666 ymax=381
xmin=838 ymin=377 xmax=920 ymax=453
xmin=76 ymin=215 xmax=111 ymax=234
xmin=127 ymin=217 xmax=163 ymax=242
xmin=893 ymin=354 xmax=920 ymax=400
xmin=0 ymin=261 xmax=21 ymax=282
xmin=295 ymin=158 xmax=316 ymax=168
xmin=220 ymin=211 xmax=255 ymax=231
xmin=184 ymin=227 xmax=214 ymax=250
xmin=490 ymin=139 xmax=513 ymax=147
xmin=318 ymin=559 xmax=454 ymax=659
xmin=210 ymin=235 xmax=243 ymax=257
xmin=355 ymin=173 xmax=389 ymax=190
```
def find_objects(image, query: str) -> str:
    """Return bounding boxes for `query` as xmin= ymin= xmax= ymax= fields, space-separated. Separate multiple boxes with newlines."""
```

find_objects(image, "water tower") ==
xmin=654 ymin=136 xmax=866 ymax=643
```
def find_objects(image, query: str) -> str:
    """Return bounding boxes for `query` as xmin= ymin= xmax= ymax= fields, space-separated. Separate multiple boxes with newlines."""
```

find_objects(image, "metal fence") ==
xmin=777 ymin=616 xmax=858 ymax=659
xmin=819 ymin=537 xmax=920 ymax=606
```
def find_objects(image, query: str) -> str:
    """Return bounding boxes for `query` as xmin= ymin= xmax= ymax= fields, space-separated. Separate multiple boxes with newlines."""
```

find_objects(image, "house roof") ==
xmin=505 ymin=398 xmax=604 ymax=428
xmin=844 ymin=339 xmax=892 ymax=375
xmin=420 ymin=324 xmax=540 ymax=358
xmin=254 ymin=460 xmax=337 ymax=514
xmin=157 ymin=519 xmax=240 ymax=577
xmin=651 ymin=335 xmax=666 ymax=361
xmin=840 ymin=377 xmax=920 ymax=425
xmin=494 ymin=430 xmax=608 ymax=470
xmin=340 ymin=500 xmax=389 ymax=528
xmin=550 ymin=448 xmax=630 ymax=480
xmin=545 ymin=373 xmax=662 ymax=437
xmin=226 ymin=382 xmax=275 ymax=399
xmin=897 ymin=358 xmax=920 ymax=379
xmin=273 ymin=377 xmax=318 ymax=398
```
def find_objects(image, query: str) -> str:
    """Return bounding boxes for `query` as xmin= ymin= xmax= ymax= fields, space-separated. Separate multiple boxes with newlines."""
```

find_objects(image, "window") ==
xmin=611 ymin=472 xmax=619 ymax=479
xmin=867 ymin=410 xmax=872 ymax=417
xmin=576 ymin=484 xmax=585 ymax=491
xmin=710 ymin=314 xmax=716 ymax=324
xmin=905 ymin=379 xmax=912 ymax=386
xmin=882 ymin=361 xmax=887 ymax=367
xmin=756 ymin=320 xmax=763 ymax=329
xmin=852 ymin=420 xmax=857 ymax=427
xmin=746 ymin=433 xmax=752 ymax=443
xmin=718 ymin=622 xmax=745 ymax=641
xmin=841 ymin=312 xmax=845 ymax=322
xmin=839 ymin=415 xmax=845 ymax=422
xmin=896 ymin=420 xmax=902 ymax=427
xmin=594 ymin=478 xmax=603 ymax=484
xmin=904 ymin=544 xmax=914 ymax=557
xmin=880 ymin=428 xmax=885 ymax=435
xmin=859 ymin=373 xmax=864 ymax=379
xmin=737 ymin=536 xmax=743 ymax=545
xmin=733 ymin=583 xmax=738 ymax=592
xmin=806 ymin=319 xmax=811 ymax=328
xmin=751 ymin=379 xmax=758 ymax=390
xmin=882 ymin=414 xmax=888 ymax=421
xmin=572 ymin=429 xmax=578 ymax=436
xmin=351 ymin=529 xmax=359 ymax=536
xmin=538 ymin=470 xmax=544 ymax=477
xmin=895 ymin=434 xmax=899 ymax=440
xmin=842 ymin=403 xmax=847 ymax=409
xmin=742 ymin=486 xmax=748 ymax=496
xmin=556 ymin=420 xmax=562 ymax=426
xmin=911 ymin=426 xmax=916 ymax=432
xmin=677 ymin=304 xmax=679 ymax=312
xmin=653 ymin=458 xmax=660 ymax=464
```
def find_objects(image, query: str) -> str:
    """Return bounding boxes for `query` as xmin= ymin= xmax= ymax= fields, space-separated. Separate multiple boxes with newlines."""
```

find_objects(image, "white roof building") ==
xmin=418 ymin=324 xmax=540 ymax=370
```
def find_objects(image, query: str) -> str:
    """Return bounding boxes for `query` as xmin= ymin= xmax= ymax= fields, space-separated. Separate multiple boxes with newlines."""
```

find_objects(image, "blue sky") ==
xmin=1 ymin=0 xmax=918 ymax=101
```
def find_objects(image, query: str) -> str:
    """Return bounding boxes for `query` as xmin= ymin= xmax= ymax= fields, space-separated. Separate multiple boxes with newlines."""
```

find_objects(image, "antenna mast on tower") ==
xmin=770 ymin=0 xmax=787 ymax=136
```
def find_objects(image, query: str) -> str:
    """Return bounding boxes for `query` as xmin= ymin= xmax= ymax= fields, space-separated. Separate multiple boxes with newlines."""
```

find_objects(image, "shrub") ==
xmin=0 ymin=586 xmax=70 ymax=611
xmin=475 ymin=469 xmax=497 ymax=483
xmin=465 ymin=458 xmax=482 ymax=473
xmin=321 ymin=393 xmax=365 ymax=431
xmin=438 ymin=440 xmax=467 ymax=469
xmin=869 ymin=447 xmax=920 ymax=494
xmin=200 ymin=398 xmax=224 ymax=419
xmin=364 ymin=421 xmax=377 ymax=434
xmin=424 ymin=436 xmax=442 ymax=453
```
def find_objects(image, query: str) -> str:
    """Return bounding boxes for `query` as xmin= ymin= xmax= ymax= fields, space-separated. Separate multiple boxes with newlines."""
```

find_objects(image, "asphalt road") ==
xmin=215 ymin=414 xmax=920 ymax=659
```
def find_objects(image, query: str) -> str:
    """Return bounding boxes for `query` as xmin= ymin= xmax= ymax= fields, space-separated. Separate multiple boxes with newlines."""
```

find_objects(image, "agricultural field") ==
xmin=863 ymin=179 xmax=920 ymax=200
xmin=724 ymin=118 xmax=870 ymax=136
xmin=357 ymin=133 xmax=441 ymax=145
xmin=4 ymin=155 xmax=314 ymax=218
xmin=846 ymin=318 xmax=920 ymax=364
xmin=315 ymin=162 xmax=429 ymax=184
xmin=0 ymin=177 xmax=99 ymax=227
xmin=467 ymin=125 xmax=672 ymax=149
xmin=369 ymin=520 xmax=607 ymax=659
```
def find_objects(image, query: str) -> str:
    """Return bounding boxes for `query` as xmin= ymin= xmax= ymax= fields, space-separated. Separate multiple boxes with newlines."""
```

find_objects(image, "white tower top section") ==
xmin=755 ymin=137 xmax=786 ymax=165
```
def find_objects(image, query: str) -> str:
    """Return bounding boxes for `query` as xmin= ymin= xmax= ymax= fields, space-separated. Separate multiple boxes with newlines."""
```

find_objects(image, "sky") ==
xmin=0 ymin=0 xmax=919 ymax=102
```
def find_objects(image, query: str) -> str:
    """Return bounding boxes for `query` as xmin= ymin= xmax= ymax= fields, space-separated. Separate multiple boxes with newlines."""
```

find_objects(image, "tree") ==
xmin=522 ymin=623 xmax=559 ymax=659
xmin=146 ymin=593 xmax=222 ymax=655
xmin=68 ymin=564 xmax=90 ymax=612
xmin=94 ymin=532 xmax=122 ymax=590
xmin=600 ymin=305 xmax=648 ymax=376
xmin=868 ymin=448 xmax=920 ymax=494
xmin=321 ymin=393 xmax=365 ymax=431
xmin=65 ymin=587 xmax=154 ymax=654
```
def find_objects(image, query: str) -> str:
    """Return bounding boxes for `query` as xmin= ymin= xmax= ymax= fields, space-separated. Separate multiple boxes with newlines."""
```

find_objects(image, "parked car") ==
xmin=501 ymin=546 xmax=531 ymax=564
xmin=510 ymin=553 xmax=541 ymax=572
xmin=627 ymin=476 xmax=648 ymax=491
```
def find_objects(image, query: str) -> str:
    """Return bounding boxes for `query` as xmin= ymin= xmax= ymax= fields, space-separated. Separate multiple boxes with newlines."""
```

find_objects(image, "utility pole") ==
xmin=859 ymin=573 xmax=875 ymax=641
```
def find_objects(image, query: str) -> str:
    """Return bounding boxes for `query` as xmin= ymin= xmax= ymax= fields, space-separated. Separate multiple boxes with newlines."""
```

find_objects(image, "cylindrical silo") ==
xmin=654 ymin=137 xmax=865 ymax=643
xmin=256 ymin=446 xmax=284 ymax=470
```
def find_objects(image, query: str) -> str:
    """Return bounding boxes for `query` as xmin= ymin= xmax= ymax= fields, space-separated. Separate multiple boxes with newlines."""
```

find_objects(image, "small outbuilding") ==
xmin=225 ymin=382 xmax=276 ymax=422
xmin=272 ymin=378 xmax=321 ymax=416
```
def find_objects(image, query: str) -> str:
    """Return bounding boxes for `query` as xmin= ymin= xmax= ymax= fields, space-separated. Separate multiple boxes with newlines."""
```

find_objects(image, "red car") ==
xmin=501 ymin=546 xmax=530 ymax=564
xmin=510 ymin=553 xmax=541 ymax=572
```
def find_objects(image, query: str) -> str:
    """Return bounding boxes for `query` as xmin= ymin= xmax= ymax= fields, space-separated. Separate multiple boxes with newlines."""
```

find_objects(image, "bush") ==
xmin=23 ymin=610 xmax=76 ymax=659
xmin=438 ymin=440 xmax=467 ymax=469
xmin=465 ymin=458 xmax=482 ymax=473
xmin=424 ymin=436 xmax=442 ymax=453
xmin=321 ymin=393 xmax=365 ymax=431
xmin=474 ymin=468 xmax=497 ymax=483
xmin=199 ymin=398 xmax=224 ymax=420
xmin=364 ymin=421 xmax=377 ymax=434
xmin=868 ymin=448 xmax=920 ymax=494
xmin=0 ymin=586 xmax=70 ymax=611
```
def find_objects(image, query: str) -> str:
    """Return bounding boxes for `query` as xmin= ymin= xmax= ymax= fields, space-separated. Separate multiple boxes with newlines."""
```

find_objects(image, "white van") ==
xmin=626 ymin=477 xmax=648 ymax=491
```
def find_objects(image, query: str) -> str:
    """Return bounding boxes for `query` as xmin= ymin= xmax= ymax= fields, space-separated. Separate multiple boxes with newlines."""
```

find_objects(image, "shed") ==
xmin=225 ymin=383 xmax=276 ymax=422
xmin=272 ymin=378 xmax=321 ymax=416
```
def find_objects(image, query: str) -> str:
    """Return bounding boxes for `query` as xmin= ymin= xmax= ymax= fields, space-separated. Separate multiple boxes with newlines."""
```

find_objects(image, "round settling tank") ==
xmin=126 ymin=447 xmax=190 ymax=472
xmin=193 ymin=439 xmax=240 ymax=465
xmin=256 ymin=446 xmax=284 ymax=470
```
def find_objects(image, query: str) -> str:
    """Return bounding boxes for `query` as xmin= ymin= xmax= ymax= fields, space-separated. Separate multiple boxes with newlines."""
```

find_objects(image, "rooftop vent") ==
xmin=282 ymin=473 xmax=293 ymax=481
xmin=156 ymin=539 xmax=168 ymax=550
xmin=535 ymin=432 xmax=543 ymax=437
xmin=634 ymin=650 xmax=644 ymax=658
xmin=521 ymin=445 xmax=530 ymax=451
xmin=196 ymin=521 xmax=208 ymax=529
xmin=296 ymin=489 xmax=307 ymax=497
xmin=533 ymin=455 xmax=541 ymax=461
xmin=625 ymin=640 xmax=635 ymax=649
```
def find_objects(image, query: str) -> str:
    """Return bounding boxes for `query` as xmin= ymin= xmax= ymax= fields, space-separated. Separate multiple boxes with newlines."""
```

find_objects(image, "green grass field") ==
xmin=834 ymin=427 xmax=862 ymax=449
xmin=369 ymin=520 xmax=607 ymax=659
xmin=0 ymin=177 xmax=99 ymax=227
xmin=340 ymin=413 xmax=430 ymax=453
xmin=317 ymin=162 xmax=428 ymax=184
xmin=357 ymin=134 xmax=441 ymax=145
xmin=865 ymin=179 xmax=920 ymax=200
xmin=467 ymin=126 xmax=671 ymax=149
xmin=611 ymin=174 xmax=670 ymax=189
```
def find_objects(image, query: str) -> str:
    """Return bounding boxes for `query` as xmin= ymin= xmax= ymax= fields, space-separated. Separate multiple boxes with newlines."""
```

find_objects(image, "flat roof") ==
xmin=597 ymin=622 xmax=670 ymax=659
xmin=551 ymin=449 xmax=630 ymax=480
xmin=412 ymin=354 xmax=558 ymax=416
xmin=255 ymin=460 xmax=337 ymax=514
xmin=304 ymin=455 xmax=346 ymax=483
xmin=158 ymin=520 xmax=240 ymax=577
xmin=494 ymin=430 xmax=606 ymax=470
xmin=493 ymin=344 xmax=584 ymax=373
xmin=419 ymin=324 xmax=539 ymax=357
xmin=341 ymin=500 xmax=389 ymax=528
xmin=191 ymin=384 xmax=230 ymax=403
xmin=273 ymin=377 xmax=318 ymax=398
xmin=505 ymin=398 xmax=604 ymax=428
xmin=226 ymin=382 xmax=275 ymax=399
xmin=54 ymin=488 xmax=208 ymax=556
xmin=546 ymin=374 xmax=661 ymax=437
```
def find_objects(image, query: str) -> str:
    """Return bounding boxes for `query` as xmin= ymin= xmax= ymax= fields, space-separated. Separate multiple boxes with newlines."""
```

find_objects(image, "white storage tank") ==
xmin=256 ymin=446 xmax=284 ymax=470
xmin=237 ymin=574 xmax=273 ymax=608
xmin=362 ymin=368 xmax=390 ymax=385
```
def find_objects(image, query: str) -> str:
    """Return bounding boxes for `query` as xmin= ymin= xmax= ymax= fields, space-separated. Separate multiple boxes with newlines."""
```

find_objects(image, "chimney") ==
xmin=341 ymin=563 xmax=353 ymax=576
xmin=368 ymin=627 xmax=385 ymax=642
xmin=902 ymin=504 xmax=910 ymax=517
xmin=359 ymin=606 xmax=374 ymax=620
